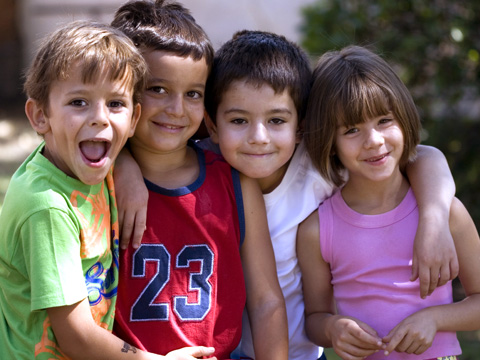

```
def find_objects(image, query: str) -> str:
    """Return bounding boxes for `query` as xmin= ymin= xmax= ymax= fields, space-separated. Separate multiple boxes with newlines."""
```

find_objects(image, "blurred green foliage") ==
xmin=299 ymin=0 xmax=480 ymax=228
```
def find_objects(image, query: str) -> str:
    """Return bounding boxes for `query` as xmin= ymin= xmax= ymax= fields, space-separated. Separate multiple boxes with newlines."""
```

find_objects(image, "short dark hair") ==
xmin=205 ymin=30 xmax=312 ymax=123
xmin=304 ymin=45 xmax=421 ymax=187
xmin=111 ymin=0 xmax=213 ymax=66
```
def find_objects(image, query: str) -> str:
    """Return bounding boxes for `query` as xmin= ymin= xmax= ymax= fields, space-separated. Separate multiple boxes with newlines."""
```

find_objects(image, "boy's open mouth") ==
xmin=79 ymin=140 xmax=110 ymax=163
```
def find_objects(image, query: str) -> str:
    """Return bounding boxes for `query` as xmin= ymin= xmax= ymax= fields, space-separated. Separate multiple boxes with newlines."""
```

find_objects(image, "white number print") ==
xmin=130 ymin=244 xmax=214 ymax=322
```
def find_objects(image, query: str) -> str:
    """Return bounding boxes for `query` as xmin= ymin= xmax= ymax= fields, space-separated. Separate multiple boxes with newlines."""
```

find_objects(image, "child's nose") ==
xmin=165 ymin=95 xmax=185 ymax=117
xmin=89 ymin=104 xmax=109 ymax=127
xmin=248 ymin=123 xmax=270 ymax=144
xmin=364 ymin=128 xmax=384 ymax=148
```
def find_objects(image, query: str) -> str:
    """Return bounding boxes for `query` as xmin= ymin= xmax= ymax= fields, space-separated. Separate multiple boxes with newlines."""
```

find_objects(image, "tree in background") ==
xmin=300 ymin=0 xmax=480 ymax=230
xmin=299 ymin=2 xmax=480 ymax=358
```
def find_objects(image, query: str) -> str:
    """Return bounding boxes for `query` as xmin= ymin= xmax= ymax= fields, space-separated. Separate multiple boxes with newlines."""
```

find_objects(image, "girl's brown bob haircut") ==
xmin=304 ymin=45 xmax=421 ymax=187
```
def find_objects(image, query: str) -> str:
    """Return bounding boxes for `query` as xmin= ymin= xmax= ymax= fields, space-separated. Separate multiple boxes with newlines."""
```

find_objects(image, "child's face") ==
xmin=335 ymin=112 xmax=404 ymax=184
xmin=210 ymin=80 xmax=299 ymax=193
xmin=130 ymin=50 xmax=208 ymax=155
xmin=28 ymin=61 xmax=140 ymax=185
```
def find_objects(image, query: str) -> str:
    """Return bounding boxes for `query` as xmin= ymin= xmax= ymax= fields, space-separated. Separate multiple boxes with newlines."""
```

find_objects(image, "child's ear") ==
xmin=129 ymin=103 xmax=141 ymax=137
xmin=25 ymin=98 xmax=50 ymax=135
xmin=204 ymin=111 xmax=219 ymax=144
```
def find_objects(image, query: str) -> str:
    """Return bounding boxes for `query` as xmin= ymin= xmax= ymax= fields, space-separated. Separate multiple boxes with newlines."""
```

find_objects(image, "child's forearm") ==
xmin=406 ymin=145 xmax=458 ymax=297
xmin=305 ymin=312 xmax=335 ymax=347
xmin=249 ymin=296 xmax=288 ymax=360
xmin=48 ymin=298 xmax=164 ymax=360
xmin=113 ymin=146 xmax=148 ymax=249
xmin=432 ymin=294 xmax=480 ymax=332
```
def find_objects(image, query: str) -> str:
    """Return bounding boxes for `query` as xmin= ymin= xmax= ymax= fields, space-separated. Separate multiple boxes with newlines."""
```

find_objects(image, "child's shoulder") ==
xmin=2 ymin=144 xmax=98 ymax=221
xmin=193 ymin=140 xmax=231 ymax=170
xmin=267 ymin=141 xmax=335 ymax=202
xmin=195 ymin=137 xmax=220 ymax=155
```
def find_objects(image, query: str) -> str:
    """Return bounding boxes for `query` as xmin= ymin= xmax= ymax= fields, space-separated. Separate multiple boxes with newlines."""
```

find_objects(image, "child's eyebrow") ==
xmin=148 ymin=77 xmax=205 ymax=90
xmin=267 ymin=108 xmax=294 ymax=115
xmin=222 ymin=108 xmax=250 ymax=115
xmin=223 ymin=107 xmax=293 ymax=115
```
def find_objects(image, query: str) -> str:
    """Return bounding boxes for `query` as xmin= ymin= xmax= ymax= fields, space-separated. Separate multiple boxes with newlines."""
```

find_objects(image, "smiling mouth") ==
xmin=244 ymin=151 xmax=273 ymax=157
xmin=365 ymin=153 xmax=388 ymax=162
xmin=80 ymin=140 xmax=110 ymax=163
xmin=152 ymin=121 xmax=184 ymax=130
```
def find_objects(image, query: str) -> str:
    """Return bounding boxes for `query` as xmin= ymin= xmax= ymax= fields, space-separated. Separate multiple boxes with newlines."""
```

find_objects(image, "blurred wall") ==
xmin=1 ymin=0 xmax=316 ymax=113
xmin=0 ymin=0 xmax=313 ymax=100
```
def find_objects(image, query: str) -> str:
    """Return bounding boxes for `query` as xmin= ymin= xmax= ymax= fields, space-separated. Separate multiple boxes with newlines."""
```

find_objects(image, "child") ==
xmin=118 ymin=30 xmax=459 ymax=360
xmin=202 ymin=31 xmax=460 ymax=360
xmin=110 ymin=1 xmax=288 ymax=359
xmin=0 ymin=20 xmax=189 ymax=359
xmin=297 ymin=45 xmax=480 ymax=359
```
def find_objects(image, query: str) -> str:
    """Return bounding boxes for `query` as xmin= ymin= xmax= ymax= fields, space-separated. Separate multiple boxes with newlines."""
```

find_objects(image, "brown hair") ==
xmin=24 ymin=20 xmax=147 ymax=114
xmin=304 ymin=45 xmax=421 ymax=187
xmin=111 ymin=0 xmax=213 ymax=67
xmin=204 ymin=30 xmax=312 ymax=124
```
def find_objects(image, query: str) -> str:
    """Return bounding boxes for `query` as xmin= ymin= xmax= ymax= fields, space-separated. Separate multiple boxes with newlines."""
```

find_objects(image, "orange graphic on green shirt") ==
xmin=34 ymin=317 xmax=70 ymax=360
xmin=90 ymin=295 xmax=113 ymax=330
xmin=70 ymin=181 xmax=111 ymax=259
xmin=105 ymin=169 xmax=120 ymax=245
xmin=106 ymin=169 xmax=118 ymax=222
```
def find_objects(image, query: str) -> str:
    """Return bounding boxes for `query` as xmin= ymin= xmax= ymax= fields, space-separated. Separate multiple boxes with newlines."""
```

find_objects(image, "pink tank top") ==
xmin=318 ymin=188 xmax=461 ymax=359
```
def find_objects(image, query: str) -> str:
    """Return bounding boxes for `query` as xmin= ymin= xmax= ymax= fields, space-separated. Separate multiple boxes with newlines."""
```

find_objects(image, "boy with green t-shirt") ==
xmin=0 ymin=20 xmax=215 ymax=360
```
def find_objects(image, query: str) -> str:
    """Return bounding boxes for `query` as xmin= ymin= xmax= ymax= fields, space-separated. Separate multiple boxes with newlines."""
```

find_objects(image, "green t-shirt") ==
xmin=0 ymin=143 xmax=119 ymax=359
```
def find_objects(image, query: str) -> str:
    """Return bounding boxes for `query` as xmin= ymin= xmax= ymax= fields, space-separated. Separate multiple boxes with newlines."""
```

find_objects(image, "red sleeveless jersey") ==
xmin=114 ymin=145 xmax=246 ymax=359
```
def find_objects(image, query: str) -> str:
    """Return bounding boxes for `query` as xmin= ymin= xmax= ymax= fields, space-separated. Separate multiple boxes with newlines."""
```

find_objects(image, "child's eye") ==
xmin=186 ymin=91 xmax=202 ymax=99
xmin=148 ymin=86 xmax=166 ymax=94
xmin=379 ymin=117 xmax=393 ymax=125
xmin=109 ymin=100 xmax=125 ymax=108
xmin=69 ymin=99 xmax=87 ymax=107
xmin=269 ymin=118 xmax=285 ymax=125
xmin=344 ymin=127 xmax=358 ymax=135
xmin=231 ymin=118 xmax=247 ymax=125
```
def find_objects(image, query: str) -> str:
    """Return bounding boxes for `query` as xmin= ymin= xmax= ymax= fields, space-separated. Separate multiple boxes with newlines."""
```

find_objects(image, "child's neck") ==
xmin=131 ymin=143 xmax=199 ymax=189
xmin=341 ymin=170 xmax=409 ymax=215
xmin=258 ymin=161 xmax=290 ymax=194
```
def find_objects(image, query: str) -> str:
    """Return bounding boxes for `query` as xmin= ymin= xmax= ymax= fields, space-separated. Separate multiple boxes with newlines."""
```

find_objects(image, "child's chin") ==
xmin=78 ymin=166 xmax=111 ymax=185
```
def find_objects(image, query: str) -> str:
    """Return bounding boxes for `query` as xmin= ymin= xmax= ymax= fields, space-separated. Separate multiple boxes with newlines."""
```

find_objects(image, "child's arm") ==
xmin=297 ymin=210 xmax=384 ymax=359
xmin=47 ymin=298 xmax=217 ymax=360
xmin=239 ymin=174 xmax=288 ymax=360
xmin=383 ymin=197 xmax=480 ymax=356
xmin=406 ymin=145 xmax=458 ymax=298
xmin=113 ymin=148 xmax=148 ymax=249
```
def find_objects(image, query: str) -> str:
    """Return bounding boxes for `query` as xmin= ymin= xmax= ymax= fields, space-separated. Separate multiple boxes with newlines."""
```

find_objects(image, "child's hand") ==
xmin=382 ymin=309 xmax=436 ymax=356
xmin=411 ymin=209 xmax=459 ymax=298
xmin=328 ymin=316 xmax=384 ymax=360
xmin=164 ymin=346 xmax=216 ymax=359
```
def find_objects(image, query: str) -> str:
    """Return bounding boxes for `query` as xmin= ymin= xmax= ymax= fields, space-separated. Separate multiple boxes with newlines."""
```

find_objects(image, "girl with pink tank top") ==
xmin=297 ymin=45 xmax=480 ymax=359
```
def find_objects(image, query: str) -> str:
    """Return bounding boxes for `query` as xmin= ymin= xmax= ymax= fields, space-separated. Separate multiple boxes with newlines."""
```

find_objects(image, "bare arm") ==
xmin=48 ymin=298 xmax=217 ymax=360
xmin=405 ymin=144 xmax=458 ymax=298
xmin=383 ymin=197 xmax=480 ymax=356
xmin=239 ymin=174 xmax=288 ymax=360
xmin=114 ymin=147 xmax=148 ymax=249
xmin=297 ymin=210 xmax=384 ymax=360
